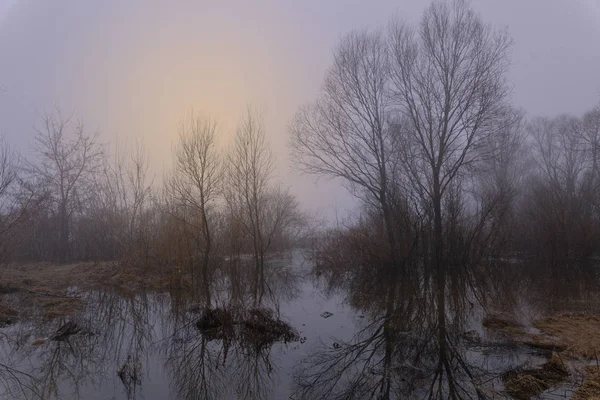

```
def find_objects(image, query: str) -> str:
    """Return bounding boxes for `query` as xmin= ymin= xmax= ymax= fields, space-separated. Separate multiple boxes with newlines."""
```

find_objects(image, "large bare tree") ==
xmin=28 ymin=111 xmax=103 ymax=263
xmin=289 ymin=30 xmax=414 ymax=286
xmin=388 ymin=1 xmax=512 ymax=396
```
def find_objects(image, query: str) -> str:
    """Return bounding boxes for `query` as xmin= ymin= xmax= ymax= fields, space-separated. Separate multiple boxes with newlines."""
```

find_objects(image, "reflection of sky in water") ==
xmin=0 ymin=252 xmax=595 ymax=399
xmin=0 ymin=252 xmax=359 ymax=400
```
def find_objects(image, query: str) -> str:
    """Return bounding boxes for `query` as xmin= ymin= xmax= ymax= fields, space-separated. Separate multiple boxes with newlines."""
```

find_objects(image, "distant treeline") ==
xmin=0 ymin=105 xmax=310 ymax=307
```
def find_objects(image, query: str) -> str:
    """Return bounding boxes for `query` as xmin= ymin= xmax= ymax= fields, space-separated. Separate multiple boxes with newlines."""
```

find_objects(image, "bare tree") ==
xmin=227 ymin=106 xmax=275 ymax=306
xmin=89 ymin=141 xmax=153 ymax=261
xmin=27 ymin=111 xmax=103 ymax=263
xmin=0 ymin=137 xmax=38 ymax=263
xmin=581 ymin=102 xmax=600 ymax=196
xmin=168 ymin=114 xmax=222 ymax=306
xmin=525 ymin=114 xmax=598 ymax=267
xmin=388 ymin=1 xmax=512 ymax=396
xmin=289 ymin=30 xmax=416 ymax=296
xmin=473 ymin=108 xmax=528 ymax=254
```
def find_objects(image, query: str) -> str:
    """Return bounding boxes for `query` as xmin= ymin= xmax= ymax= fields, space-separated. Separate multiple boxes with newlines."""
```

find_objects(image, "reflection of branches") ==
xmin=87 ymin=291 xmax=156 ymax=399
xmin=295 ymin=318 xmax=389 ymax=400
xmin=225 ymin=254 xmax=302 ymax=313
xmin=165 ymin=321 xmax=228 ymax=400
xmin=3 ymin=290 xmax=159 ymax=400
xmin=164 ymin=299 xmax=289 ymax=400
xmin=24 ymin=326 xmax=104 ymax=399
xmin=296 ymin=262 xmax=493 ymax=400
xmin=231 ymin=341 xmax=276 ymax=400
xmin=0 ymin=361 xmax=40 ymax=399
xmin=260 ymin=256 xmax=301 ymax=310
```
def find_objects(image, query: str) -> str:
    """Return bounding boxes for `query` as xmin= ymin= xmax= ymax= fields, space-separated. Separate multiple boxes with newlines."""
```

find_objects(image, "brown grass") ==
xmin=483 ymin=312 xmax=525 ymax=335
xmin=241 ymin=308 xmax=299 ymax=347
xmin=573 ymin=366 xmax=600 ymax=400
xmin=534 ymin=313 xmax=600 ymax=359
xmin=0 ymin=303 xmax=18 ymax=326
xmin=196 ymin=307 xmax=235 ymax=341
xmin=517 ymin=334 xmax=567 ymax=353
xmin=0 ymin=261 xmax=186 ymax=321
xmin=502 ymin=354 xmax=569 ymax=400
xmin=0 ymin=304 xmax=17 ymax=316
xmin=482 ymin=311 xmax=594 ymax=355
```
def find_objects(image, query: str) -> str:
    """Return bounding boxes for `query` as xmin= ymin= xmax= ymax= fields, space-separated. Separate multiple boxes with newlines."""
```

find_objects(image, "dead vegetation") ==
xmin=573 ymin=366 xmax=600 ymax=400
xmin=502 ymin=354 xmax=569 ymax=400
xmin=242 ymin=308 xmax=299 ymax=347
xmin=195 ymin=306 xmax=299 ymax=348
xmin=483 ymin=311 xmax=600 ymax=399
xmin=0 ymin=303 xmax=17 ymax=327
xmin=483 ymin=312 xmax=524 ymax=334
xmin=0 ymin=261 xmax=192 ymax=321
xmin=533 ymin=313 xmax=600 ymax=359
xmin=51 ymin=321 xmax=81 ymax=341
xmin=482 ymin=311 xmax=569 ymax=354
xmin=196 ymin=307 xmax=235 ymax=341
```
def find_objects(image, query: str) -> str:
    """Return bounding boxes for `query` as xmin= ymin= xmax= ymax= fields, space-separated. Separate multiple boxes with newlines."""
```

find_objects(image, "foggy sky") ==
xmin=0 ymin=0 xmax=599 ymax=218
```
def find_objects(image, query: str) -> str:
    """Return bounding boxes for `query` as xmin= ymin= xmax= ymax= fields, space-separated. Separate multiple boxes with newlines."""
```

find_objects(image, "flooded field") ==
xmin=0 ymin=251 xmax=599 ymax=399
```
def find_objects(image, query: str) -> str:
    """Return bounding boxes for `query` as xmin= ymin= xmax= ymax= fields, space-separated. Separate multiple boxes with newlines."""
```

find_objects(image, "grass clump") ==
xmin=573 ymin=366 xmax=600 ymax=400
xmin=0 ymin=304 xmax=18 ymax=327
xmin=242 ymin=308 xmax=298 ymax=347
xmin=196 ymin=307 xmax=235 ymax=340
xmin=534 ymin=313 xmax=600 ymax=359
xmin=502 ymin=354 xmax=569 ymax=400
xmin=483 ymin=312 xmax=525 ymax=335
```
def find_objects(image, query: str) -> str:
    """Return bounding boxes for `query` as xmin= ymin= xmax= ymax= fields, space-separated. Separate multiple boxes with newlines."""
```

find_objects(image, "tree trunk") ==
xmin=58 ymin=202 xmax=69 ymax=264
xmin=433 ymin=177 xmax=448 ymax=393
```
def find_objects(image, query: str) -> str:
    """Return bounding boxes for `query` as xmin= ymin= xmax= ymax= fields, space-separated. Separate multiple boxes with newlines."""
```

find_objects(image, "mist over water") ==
xmin=0 ymin=0 xmax=600 ymax=399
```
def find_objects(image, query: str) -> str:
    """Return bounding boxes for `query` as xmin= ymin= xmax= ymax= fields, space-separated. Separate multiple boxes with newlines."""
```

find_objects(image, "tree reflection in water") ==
xmin=1 ymin=251 xmax=599 ymax=399
xmin=294 ymin=278 xmax=482 ymax=398
xmin=293 ymin=223 xmax=506 ymax=400
xmin=164 ymin=256 xmax=302 ymax=400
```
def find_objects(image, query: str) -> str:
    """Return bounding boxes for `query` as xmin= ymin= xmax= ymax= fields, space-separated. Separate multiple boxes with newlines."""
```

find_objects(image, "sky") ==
xmin=0 ymin=0 xmax=599 ymax=218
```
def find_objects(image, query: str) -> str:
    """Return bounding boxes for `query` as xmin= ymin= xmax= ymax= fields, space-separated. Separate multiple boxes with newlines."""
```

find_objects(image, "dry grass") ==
xmin=483 ymin=312 xmax=526 ymax=336
xmin=503 ymin=374 xmax=547 ymax=400
xmin=0 ymin=304 xmax=17 ymax=316
xmin=0 ymin=303 xmax=18 ymax=326
xmin=483 ymin=312 xmax=523 ymax=331
xmin=482 ymin=311 xmax=590 ymax=355
xmin=573 ymin=366 xmax=600 ymax=400
xmin=0 ymin=261 xmax=186 ymax=321
xmin=517 ymin=334 xmax=566 ymax=352
xmin=534 ymin=313 xmax=600 ymax=359
xmin=502 ymin=354 xmax=569 ymax=400
xmin=0 ymin=261 xmax=185 ymax=295
xmin=241 ymin=308 xmax=299 ymax=347
xmin=196 ymin=307 xmax=235 ymax=341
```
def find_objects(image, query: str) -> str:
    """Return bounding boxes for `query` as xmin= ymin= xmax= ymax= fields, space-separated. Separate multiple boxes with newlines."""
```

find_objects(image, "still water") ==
xmin=0 ymin=251 xmax=597 ymax=399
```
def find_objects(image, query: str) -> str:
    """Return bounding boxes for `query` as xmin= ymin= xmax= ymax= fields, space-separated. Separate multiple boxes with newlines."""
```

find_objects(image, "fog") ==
xmin=1 ymin=2 xmax=600 ymax=399
xmin=1 ymin=0 xmax=598 ymax=217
